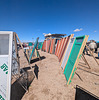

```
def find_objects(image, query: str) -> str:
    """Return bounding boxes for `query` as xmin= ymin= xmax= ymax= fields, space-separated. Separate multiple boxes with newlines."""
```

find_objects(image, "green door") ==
xmin=64 ymin=35 xmax=88 ymax=85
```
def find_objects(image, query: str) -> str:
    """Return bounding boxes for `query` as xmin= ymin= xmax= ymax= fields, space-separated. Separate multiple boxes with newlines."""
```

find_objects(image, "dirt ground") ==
xmin=18 ymin=49 xmax=99 ymax=100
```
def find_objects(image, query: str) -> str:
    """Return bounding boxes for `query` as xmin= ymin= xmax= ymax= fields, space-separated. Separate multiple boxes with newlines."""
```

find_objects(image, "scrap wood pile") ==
xmin=41 ymin=34 xmax=90 ymax=85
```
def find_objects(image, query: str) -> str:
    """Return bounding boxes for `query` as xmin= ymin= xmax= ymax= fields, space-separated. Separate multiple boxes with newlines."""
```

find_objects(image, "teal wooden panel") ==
xmin=28 ymin=42 xmax=33 ymax=46
xmin=29 ymin=37 xmax=39 ymax=63
xmin=64 ymin=36 xmax=86 ymax=84
xmin=38 ymin=42 xmax=43 ymax=49
xmin=40 ymin=42 xmax=43 ymax=49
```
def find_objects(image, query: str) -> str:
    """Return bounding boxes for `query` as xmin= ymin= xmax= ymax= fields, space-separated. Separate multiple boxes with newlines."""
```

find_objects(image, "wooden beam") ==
xmin=16 ymin=33 xmax=24 ymax=53
xmin=86 ymin=45 xmax=99 ymax=66
xmin=82 ymin=53 xmax=91 ymax=69
xmin=15 ymin=33 xmax=29 ymax=64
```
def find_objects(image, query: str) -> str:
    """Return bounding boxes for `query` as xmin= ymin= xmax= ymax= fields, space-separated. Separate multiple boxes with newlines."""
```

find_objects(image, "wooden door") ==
xmin=64 ymin=35 xmax=88 ymax=85
xmin=61 ymin=38 xmax=75 ymax=70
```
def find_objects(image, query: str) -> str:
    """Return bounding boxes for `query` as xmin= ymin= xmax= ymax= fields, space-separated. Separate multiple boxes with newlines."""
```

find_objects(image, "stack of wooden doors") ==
xmin=41 ymin=35 xmax=89 ymax=85
xmin=42 ymin=38 xmax=57 ymax=54
xmin=49 ymin=39 xmax=56 ymax=54
xmin=62 ymin=35 xmax=89 ymax=85
xmin=55 ymin=34 xmax=74 ymax=62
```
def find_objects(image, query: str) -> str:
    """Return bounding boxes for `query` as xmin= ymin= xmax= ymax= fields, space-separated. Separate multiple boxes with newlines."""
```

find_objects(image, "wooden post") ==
xmin=15 ymin=33 xmax=29 ymax=64
xmin=82 ymin=53 xmax=91 ymax=69
xmin=86 ymin=45 xmax=99 ymax=66
xmin=16 ymin=33 xmax=24 ymax=53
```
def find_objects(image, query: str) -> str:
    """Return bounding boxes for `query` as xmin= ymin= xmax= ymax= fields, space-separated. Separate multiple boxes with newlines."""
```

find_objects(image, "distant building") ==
xmin=44 ymin=33 xmax=66 ymax=39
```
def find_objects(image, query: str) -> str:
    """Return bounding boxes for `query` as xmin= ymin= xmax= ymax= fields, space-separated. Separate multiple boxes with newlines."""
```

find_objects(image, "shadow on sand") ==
xmin=95 ymin=57 xmax=99 ymax=59
xmin=75 ymin=85 xmax=99 ymax=100
xmin=78 ymin=67 xmax=99 ymax=77
xmin=78 ymin=63 xmax=90 ymax=69
xmin=32 ymin=64 xmax=39 ymax=79
xmin=11 ymin=69 xmax=35 ymax=100
xmin=30 ymin=56 xmax=46 ymax=64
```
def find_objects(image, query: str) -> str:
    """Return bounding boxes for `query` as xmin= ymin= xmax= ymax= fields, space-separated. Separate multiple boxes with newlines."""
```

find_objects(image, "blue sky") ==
xmin=0 ymin=0 xmax=99 ymax=42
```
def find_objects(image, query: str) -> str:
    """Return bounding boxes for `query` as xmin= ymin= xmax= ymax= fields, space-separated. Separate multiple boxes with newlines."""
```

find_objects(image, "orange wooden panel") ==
xmin=58 ymin=38 xmax=65 ymax=59
xmin=58 ymin=37 xmax=67 ymax=59
xmin=46 ymin=39 xmax=51 ymax=53
xmin=59 ymin=36 xmax=70 ymax=62
xmin=52 ymin=39 xmax=56 ymax=54
xmin=42 ymin=40 xmax=45 ymax=51
xmin=57 ymin=38 xmax=63 ymax=57
xmin=50 ymin=39 xmax=53 ymax=53
xmin=58 ymin=38 xmax=64 ymax=58
xmin=51 ymin=39 xmax=54 ymax=53
xmin=56 ymin=39 xmax=62 ymax=56
xmin=56 ymin=40 xmax=61 ymax=56
xmin=44 ymin=40 xmax=46 ymax=51
xmin=55 ymin=40 xmax=59 ymax=55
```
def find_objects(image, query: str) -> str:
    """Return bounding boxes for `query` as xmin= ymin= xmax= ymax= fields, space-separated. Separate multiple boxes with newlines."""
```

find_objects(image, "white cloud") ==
xmin=94 ymin=30 xmax=97 ymax=32
xmin=43 ymin=33 xmax=46 ymax=35
xmin=74 ymin=28 xmax=83 ymax=32
xmin=43 ymin=33 xmax=51 ymax=36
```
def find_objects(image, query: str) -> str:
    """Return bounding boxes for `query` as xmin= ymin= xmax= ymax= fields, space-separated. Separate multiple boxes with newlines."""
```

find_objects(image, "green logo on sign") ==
xmin=0 ymin=63 xmax=8 ymax=74
xmin=0 ymin=94 xmax=5 ymax=100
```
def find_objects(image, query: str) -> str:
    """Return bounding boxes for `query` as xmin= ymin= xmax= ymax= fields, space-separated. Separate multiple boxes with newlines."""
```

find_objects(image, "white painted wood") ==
xmin=61 ymin=38 xmax=75 ymax=69
xmin=0 ymin=31 xmax=20 ymax=100
xmin=0 ymin=31 xmax=13 ymax=100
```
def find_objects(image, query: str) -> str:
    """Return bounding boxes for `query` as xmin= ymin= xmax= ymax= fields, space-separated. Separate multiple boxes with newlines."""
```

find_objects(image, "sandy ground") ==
xmin=17 ymin=49 xmax=99 ymax=100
